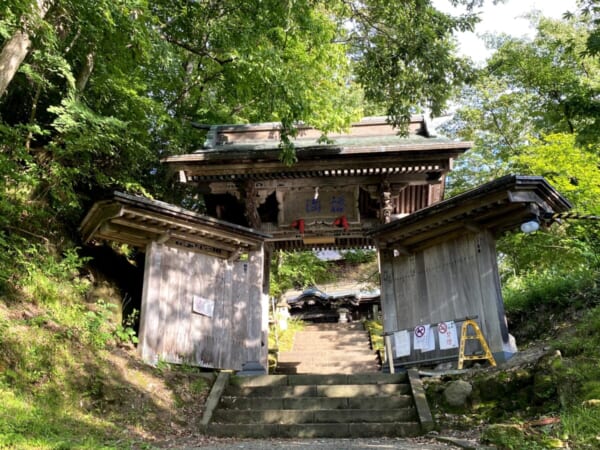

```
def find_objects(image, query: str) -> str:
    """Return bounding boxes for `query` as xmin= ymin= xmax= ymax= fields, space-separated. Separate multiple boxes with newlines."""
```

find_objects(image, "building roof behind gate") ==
xmin=162 ymin=116 xmax=472 ymax=182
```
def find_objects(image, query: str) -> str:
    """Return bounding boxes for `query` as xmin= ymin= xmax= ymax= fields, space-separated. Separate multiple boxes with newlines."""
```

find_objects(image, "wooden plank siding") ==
xmin=138 ymin=242 xmax=267 ymax=370
xmin=372 ymin=176 xmax=572 ymax=368
xmin=381 ymin=231 xmax=514 ymax=366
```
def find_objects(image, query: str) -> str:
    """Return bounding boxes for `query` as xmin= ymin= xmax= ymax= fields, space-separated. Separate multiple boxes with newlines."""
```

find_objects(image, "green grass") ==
xmin=0 ymin=244 xmax=211 ymax=449
xmin=364 ymin=319 xmax=384 ymax=361
xmin=0 ymin=385 xmax=123 ymax=449
xmin=495 ymin=270 xmax=600 ymax=449
xmin=560 ymin=405 xmax=600 ymax=448
xmin=270 ymin=317 xmax=305 ymax=353
xmin=503 ymin=268 xmax=598 ymax=314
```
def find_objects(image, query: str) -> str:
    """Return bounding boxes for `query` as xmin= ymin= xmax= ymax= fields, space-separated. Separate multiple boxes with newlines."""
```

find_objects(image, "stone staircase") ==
xmin=276 ymin=322 xmax=380 ymax=374
xmin=203 ymin=372 xmax=428 ymax=438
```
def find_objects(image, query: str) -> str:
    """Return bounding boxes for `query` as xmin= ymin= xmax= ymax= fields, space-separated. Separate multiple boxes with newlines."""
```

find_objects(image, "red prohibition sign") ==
xmin=414 ymin=325 xmax=426 ymax=338
xmin=438 ymin=322 xmax=448 ymax=334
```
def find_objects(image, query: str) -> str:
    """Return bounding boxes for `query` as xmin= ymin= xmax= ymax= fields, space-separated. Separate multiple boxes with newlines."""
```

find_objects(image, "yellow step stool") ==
xmin=457 ymin=319 xmax=497 ymax=369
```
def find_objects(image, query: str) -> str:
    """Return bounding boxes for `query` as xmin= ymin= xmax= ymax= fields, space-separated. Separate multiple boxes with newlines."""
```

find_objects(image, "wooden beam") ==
xmin=110 ymin=217 xmax=241 ymax=253
xmin=169 ymin=154 xmax=458 ymax=179
xmin=377 ymin=192 xmax=510 ymax=243
xmin=119 ymin=208 xmax=262 ymax=249
xmin=80 ymin=203 xmax=124 ymax=243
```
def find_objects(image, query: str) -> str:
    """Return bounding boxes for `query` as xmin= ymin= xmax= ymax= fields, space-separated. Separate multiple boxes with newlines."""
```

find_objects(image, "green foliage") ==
xmin=560 ymin=405 xmax=600 ymax=449
xmin=503 ymin=269 xmax=598 ymax=314
xmin=114 ymin=309 xmax=139 ymax=345
xmin=554 ymin=306 xmax=600 ymax=358
xmin=269 ymin=251 xmax=335 ymax=299
xmin=364 ymin=319 xmax=384 ymax=362
xmin=269 ymin=317 xmax=305 ymax=354
xmin=552 ymin=305 xmax=600 ymax=448
xmin=342 ymin=249 xmax=377 ymax=265
xmin=482 ymin=423 xmax=562 ymax=450
xmin=82 ymin=300 xmax=117 ymax=350
xmin=348 ymin=0 xmax=477 ymax=128
xmin=511 ymin=133 xmax=600 ymax=213
xmin=448 ymin=13 xmax=600 ymax=194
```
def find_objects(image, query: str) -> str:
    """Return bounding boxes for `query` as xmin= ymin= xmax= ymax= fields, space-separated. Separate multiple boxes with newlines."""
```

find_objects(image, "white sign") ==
xmin=414 ymin=324 xmax=435 ymax=352
xmin=438 ymin=321 xmax=459 ymax=350
xmin=393 ymin=330 xmax=411 ymax=358
xmin=192 ymin=295 xmax=215 ymax=318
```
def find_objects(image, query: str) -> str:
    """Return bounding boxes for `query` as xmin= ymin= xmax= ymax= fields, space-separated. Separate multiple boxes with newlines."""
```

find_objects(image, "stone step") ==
xmin=212 ymin=407 xmax=417 ymax=424
xmin=204 ymin=422 xmax=422 ymax=438
xmin=292 ymin=338 xmax=372 ymax=346
xmin=293 ymin=328 xmax=368 ymax=335
xmin=276 ymin=321 xmax=379 ymax=375
xmin=275 ymin=364 xmax=379 ymax=375
xmin=278 ymin=352 xmax=377 ymax=362
xmin=219 ymin=394 xmax=414 ymax=410
xmin=224 ymin=383 xmax=411 ymax=398
xmin=288 ymin=346 xmax=372 ymax=353
xmin=231 ymin=373 xmax=408 ymax=387
xmin=302 ymin=323 xmax=365 ymax=331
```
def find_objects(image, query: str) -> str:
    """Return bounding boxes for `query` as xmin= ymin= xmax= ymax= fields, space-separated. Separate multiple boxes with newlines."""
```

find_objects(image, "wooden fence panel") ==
xmin=380 ymin=231 xmax=516 ymax=366
xmin=138 ymin=242 xmax=266 ymax=370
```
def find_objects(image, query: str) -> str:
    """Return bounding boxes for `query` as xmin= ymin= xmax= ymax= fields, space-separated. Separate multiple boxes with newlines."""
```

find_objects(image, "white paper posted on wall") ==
xmin=393 ymin=330 xmax=411 ymax=358
xmin=437 ymin=320 xmax=459 ymax=350
xmin=413 ymin=324 xmax=435 ymax=352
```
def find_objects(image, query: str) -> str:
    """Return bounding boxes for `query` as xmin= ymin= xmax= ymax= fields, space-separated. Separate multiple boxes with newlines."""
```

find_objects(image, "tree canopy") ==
xmin=0 ymin=0 xmax=479 ymax=226
xmin=445 ymin=11 xmax=600 ymax=290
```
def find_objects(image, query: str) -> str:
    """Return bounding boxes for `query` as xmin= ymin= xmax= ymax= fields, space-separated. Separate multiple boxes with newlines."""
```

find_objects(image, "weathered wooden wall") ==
xmin=380 ymin=230 xmax=517 ymax=365
xmin=138 ymin=241 xmax=268 ymax=370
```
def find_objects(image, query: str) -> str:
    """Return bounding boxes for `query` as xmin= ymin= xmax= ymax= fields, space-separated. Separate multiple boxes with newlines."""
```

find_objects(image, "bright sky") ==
xmin=433 ymin=0 xmax=578 ymax=63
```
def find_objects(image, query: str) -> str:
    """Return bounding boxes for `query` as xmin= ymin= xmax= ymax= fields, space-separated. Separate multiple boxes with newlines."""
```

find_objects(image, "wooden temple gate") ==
xmin=369 ymin=175 xmax=571 ymax=366
xmin=81 ymin=117 xmax=571 ymax=372
xmin=80 ymin=193 xmax=270 ymax=371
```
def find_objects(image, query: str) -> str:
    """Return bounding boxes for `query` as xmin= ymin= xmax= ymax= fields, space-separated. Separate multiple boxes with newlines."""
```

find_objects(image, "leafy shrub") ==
xmin=114 ymin=309 xmax=139 ymax=345
xmin=342 ymin=249 xmax=376 ymax=265
xmin=270 ymin=251 xmax=335 ymax=298
xmin=503 ymin=269 xmax=598 ymax=314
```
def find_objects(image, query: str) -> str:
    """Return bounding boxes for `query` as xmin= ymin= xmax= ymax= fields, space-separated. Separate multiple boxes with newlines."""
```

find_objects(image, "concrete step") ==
xmin=205 ymin=369 xmax=428 ymax=439
xmin=276 ymin=321 xmax=379 ymax=375
xmin=219 ymin=394 xmax=414 ymax=410
xmin=204 ymin=422 xmax=422 ymax=438
xmin=275 ymin=364 xmax=378 ymax=375
xmin=224 ymin=383 xmax=411 ymax=398
xmin=302 ymin=323 xmax=365 ymax=331
xmin=290 ymin=342 xmax=373 ymax=351
xmin=230 ymin=373 xmax=408 ymax=387
xmin=278 ymin=352 xmax=377 ymax=362
xmin=212 ymin=407 xmax=417 ymax=424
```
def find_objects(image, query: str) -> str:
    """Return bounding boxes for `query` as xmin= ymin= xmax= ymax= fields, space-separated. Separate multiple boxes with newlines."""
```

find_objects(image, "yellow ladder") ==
xmin=457 ymin=319 xmax=497 ymax=369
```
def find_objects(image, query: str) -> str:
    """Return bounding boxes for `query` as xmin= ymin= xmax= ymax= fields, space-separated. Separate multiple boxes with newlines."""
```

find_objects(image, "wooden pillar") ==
xmin=378 ymin=248 xmax=398 ymax=333
xmin=243 ymin=179 xmax=262 ymax=229
xmin=138 ymin=241 xmax=162 ymax=364
xmin=380 ymin=181 xmax=393 ymax=223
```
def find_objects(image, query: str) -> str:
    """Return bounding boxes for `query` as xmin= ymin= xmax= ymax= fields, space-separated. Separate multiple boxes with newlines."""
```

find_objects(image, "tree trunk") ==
xmin=75 ymin=52 xmax=95 ymax=95
xmin=0 ymin=31 xmax=32 ymax=97
xmin=0 ymin=0 xmax=53 ymax=97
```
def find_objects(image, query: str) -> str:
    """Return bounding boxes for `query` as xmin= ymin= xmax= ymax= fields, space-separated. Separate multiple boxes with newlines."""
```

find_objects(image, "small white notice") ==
xmin=438 ymin=321 xmax=459 ymax=350
xmin=414 ymin=324 xmax=435 ymax=352
xmin=192 ymin=295 xmax=215 ymax=318
xmin=393 ymin=330 xmax=411 ymax=358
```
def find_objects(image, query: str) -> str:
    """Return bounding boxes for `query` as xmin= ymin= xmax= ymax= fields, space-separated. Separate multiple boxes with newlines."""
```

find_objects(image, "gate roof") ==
xmin=80 ymin=192 xmax=269 ymax=259
xmin=162 ymin=116 xmax=472 ymax=182
xmin=369 ymin=175 xmax=572 ymax=252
